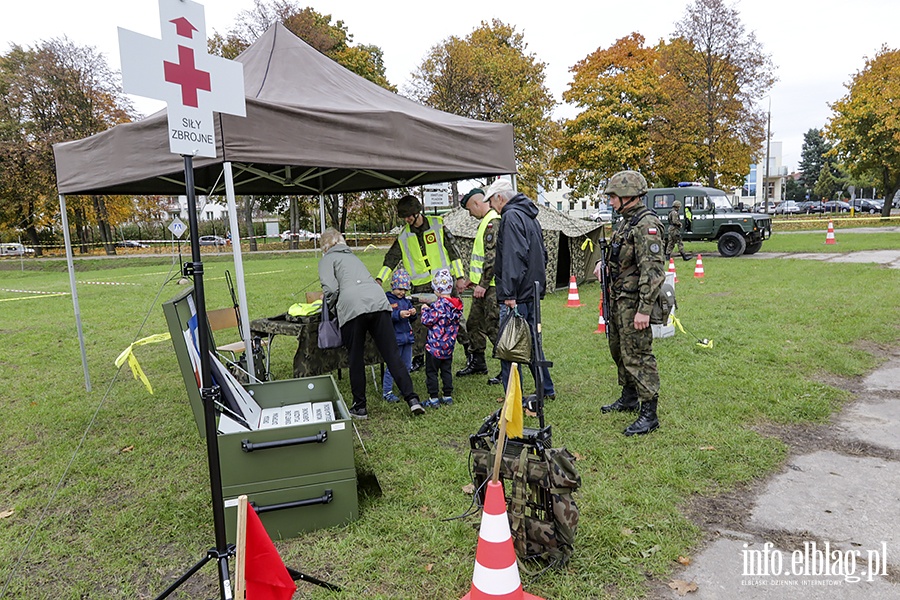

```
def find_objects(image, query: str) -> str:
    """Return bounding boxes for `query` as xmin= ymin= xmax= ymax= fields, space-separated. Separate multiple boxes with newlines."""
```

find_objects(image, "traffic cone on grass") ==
xmin=825 ymin=221 xmax=836 ymax=245
xmin=594 ymin=297 xmax=606 ymax=334
xmin=668 ymin=257 xmax=678 ymax=283
xmin=565 ymin=276 xmax=583 ymax=307
xmin=693 ymin=254 xmax=705 ymax=279
xmin=461 ymin=479 xmax=544 ymax=600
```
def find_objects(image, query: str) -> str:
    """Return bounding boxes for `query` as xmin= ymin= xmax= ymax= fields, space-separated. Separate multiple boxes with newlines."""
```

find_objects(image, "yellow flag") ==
xmin=114 ymin=333 xmax=172 ymax=394
xmin=502 ymin=363 xmax=524 ymax=440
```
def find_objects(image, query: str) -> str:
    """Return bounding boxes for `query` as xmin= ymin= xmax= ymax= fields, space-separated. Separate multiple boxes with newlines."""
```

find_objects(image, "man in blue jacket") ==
xmin=485 ymin=178 xmax=556 ymax=400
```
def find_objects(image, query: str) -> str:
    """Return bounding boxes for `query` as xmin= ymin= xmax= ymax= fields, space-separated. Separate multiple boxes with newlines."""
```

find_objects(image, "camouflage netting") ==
xmin=442 ymin=205 xmax=605 ymax=291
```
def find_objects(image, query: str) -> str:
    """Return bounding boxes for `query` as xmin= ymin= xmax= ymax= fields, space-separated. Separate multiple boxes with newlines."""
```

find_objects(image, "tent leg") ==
xmin=58 ymin=194 xmax=91 ymax=392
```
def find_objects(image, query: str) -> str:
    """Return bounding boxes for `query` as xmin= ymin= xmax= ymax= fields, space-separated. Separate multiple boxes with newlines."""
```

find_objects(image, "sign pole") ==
xmin=155 ymin=155 xmax=234 ymax=600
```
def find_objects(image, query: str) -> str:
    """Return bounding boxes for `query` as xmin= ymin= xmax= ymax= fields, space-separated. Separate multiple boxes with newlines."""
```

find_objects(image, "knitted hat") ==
xmin=431 ymin=269 xmax=454 ymax=295
xmin=390 ymin=268 xmax=411 ymax=291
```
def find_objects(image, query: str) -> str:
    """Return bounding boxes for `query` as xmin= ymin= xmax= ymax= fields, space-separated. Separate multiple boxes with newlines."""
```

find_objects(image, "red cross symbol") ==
xmin=164 ymin=45 xmax=211 ymax=108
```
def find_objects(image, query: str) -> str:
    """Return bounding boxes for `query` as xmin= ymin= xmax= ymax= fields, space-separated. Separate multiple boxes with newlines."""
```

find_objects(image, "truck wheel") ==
xmin=744 ymin=240 xmax=763 ymax=255
xmin=717 ymin=232 xmax=747 ymax=257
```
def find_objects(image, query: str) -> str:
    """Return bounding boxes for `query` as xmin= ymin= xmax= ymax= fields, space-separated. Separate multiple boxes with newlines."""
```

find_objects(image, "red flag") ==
xmin=245 ymin=506 xmax=297 ymax=600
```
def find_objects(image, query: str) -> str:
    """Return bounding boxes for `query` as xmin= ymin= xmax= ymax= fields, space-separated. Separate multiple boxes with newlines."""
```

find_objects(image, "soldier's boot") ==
xmin=680 ymin=251 xmax=694 ymax=261
xmin=665 ymin=253 xmax=671 ymax=262
xmin=456 ymin=352 xmax=488 ymax=377
xmin=601 ymin=386 xmax=639 ymax=413
xmin=487 ymin=372 xmax=502 ymax=385
xmin=623 ymin=397 xmax=659 ymax=436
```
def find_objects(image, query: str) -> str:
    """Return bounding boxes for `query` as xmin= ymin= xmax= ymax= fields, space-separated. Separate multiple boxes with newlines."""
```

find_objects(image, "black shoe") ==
xmin=349 ymin=406 xmax=368 ymax=420
xmin=456 ymin=352 xmax=488 ymax=377
xmin=623 ymin=400 xmax=659 ymax=436
xmin=681 ymin=252 xmax=694 ymax=261
xmin=407 ymin=396 xmax=425 ymax=416
xmin=410 ymin=355 xmax=425 ymax=372
xmin=601 ymin=386 xmax=639 ymax=413
xmin=487 ymin=373 xmax=502 ymax=385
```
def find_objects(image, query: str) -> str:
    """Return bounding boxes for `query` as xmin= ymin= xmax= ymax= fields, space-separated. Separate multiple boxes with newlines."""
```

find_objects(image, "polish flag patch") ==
xmin=648 ymin=227 xmax=658 ymax=235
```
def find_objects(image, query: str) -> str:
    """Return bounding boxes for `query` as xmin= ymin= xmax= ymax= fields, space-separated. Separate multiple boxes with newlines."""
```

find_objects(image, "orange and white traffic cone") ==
xmin=668 ymin=257 xmax=678 ymax=283
xmin=461 ymin=480 xmax=544 ymax=600
xmin=565 ymin=276 xmax=583 ymax=307
xmin=594 ymin=297 xmax=606 ymax=334
xmin=825 ymin=221 xmax=836 ymax=245
xmin=693 ymin=254 xmax=705 ymax=279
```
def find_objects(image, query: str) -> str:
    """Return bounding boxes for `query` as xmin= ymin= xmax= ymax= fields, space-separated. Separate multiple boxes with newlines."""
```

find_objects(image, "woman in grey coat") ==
xmin=318 ymin=228 xmax=424 ymax=418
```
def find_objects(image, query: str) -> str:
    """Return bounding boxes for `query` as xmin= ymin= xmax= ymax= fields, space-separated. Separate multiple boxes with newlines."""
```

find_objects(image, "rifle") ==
xmin=597 ymin=225 xmax=611 ymax=338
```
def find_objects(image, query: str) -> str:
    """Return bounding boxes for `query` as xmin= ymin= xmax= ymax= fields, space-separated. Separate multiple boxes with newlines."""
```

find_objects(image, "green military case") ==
xmin=162 ymin=286 xmax=358 ymax=542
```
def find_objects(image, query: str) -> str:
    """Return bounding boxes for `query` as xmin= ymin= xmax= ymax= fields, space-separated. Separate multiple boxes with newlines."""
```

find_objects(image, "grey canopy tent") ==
xmin=443 ymin=205 xmax=604 ymax=291
xmin=53 ymin=23 xmax=516 ymax=388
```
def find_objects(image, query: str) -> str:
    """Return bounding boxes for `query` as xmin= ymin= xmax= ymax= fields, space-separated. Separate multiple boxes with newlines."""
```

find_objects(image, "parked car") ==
xmin=280 ymin=230 xmax=320 ymax=241
xmin=751 ymin=201 xmax=778 ymax=213
xmin=773 ymin=200 xmax=802 ymax=215
xmin=587 ymin=206 xmax=613 ymax=222
xmin=849 ymin=199 xmax=882 ymax=214
xmin=115 ymin=240 xmax=148 ymax=248
xmin=797 ymin=201 xmax=825 ymax=214
xmin=822 ymin=200 xmax=851 ymax=213
xmin=0 ymin=242 xmax=34 ymax=256
xmin=199 ymin=235 xmax=228 ymax=246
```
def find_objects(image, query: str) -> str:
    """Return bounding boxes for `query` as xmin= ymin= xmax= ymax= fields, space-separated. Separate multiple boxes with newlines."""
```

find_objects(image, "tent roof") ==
xmin=443 ymin=203 xmax=602 ymax=239
xmin=53 ymin=23 xmax=515 ymax=196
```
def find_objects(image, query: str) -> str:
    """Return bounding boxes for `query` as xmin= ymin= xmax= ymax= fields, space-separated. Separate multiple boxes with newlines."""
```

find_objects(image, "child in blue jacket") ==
xmin=382 ymin=269 xmax=416 ymax=402
xmin=419 ymin=269 xmax=463 ymax=408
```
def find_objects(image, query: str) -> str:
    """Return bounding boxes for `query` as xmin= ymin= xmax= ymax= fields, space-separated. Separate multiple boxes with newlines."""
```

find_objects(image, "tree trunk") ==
xmin=93 ymin=195 xmax=116 ymax=255
xmin=26 ymin=225 xmax=42 ymax=257
xmin=244 ymin=195 xmax=257 ymax=251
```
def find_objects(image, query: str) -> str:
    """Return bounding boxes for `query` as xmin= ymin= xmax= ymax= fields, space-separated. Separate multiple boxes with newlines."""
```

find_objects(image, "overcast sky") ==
xmin=2 ymin=0 xmax=898 ymax=173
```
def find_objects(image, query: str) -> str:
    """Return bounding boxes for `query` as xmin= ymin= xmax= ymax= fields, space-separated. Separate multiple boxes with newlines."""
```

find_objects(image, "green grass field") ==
xmin=1 ymin=237 xmax=899 ymax=599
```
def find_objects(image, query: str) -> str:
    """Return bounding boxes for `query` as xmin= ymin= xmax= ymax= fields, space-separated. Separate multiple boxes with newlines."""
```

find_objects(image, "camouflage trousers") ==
xmin=607 ymin=294 xmax=659 ymax=401
xmin=465 ymin=285 xmax=499 ymax=354
xmin=410 ymin=283 xmax=469 ymax=358
xmin=664 ymin=230 xmax=685 ymax=256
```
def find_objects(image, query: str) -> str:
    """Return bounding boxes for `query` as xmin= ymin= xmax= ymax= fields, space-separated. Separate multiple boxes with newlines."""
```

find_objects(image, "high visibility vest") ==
xmin=469 ymin=209 xmax=500 ymax=286
xmin=383 ymin=216 xmax=461 ymax=286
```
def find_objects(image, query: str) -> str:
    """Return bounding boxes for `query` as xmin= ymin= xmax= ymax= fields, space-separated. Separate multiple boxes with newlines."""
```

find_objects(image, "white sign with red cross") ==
xmin=118 ymin=0 xmax=245 ymax=158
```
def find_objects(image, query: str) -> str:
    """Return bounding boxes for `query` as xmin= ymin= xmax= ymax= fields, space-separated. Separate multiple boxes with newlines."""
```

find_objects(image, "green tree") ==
xmin=827 ymin=47 xmax=900 ymax=217
xmin=554 ymin=33 xmax=662 ymax=197
xmin=0 ymin=38 xmax=133 ymax=254
xmin=654 ymin=0 xmax=776 ymax=188
xmin=407 ymin=19 xmax=558 ymax=198
xmin=813 ymin=164 xmax=841 ymax=201
xmin=797 ymin=128 xmax=831 ymax=198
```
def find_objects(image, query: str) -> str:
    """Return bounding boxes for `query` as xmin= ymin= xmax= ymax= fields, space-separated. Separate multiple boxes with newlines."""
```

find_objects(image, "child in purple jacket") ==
xmin=382 ymin=269 xmax=416 ymax=402
xmin=419 ymin=269 xmax=463 ymax=408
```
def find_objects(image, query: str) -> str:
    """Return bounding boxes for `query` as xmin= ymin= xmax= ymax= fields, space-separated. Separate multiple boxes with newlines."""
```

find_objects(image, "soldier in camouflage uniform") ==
xmin=376 ymin=195 xmax=469 ymax=371
xmin=664 ymin=200 xmax=693 ymax=261
xmin=596 ymin=170 xmax=666 ymax=435
xmin=455 ymin=188 xmax=501 ymax=382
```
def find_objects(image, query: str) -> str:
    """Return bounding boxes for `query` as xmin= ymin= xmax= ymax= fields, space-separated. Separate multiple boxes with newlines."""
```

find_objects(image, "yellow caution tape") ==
xmin=114 ymin=333 xmax=172 ymax=394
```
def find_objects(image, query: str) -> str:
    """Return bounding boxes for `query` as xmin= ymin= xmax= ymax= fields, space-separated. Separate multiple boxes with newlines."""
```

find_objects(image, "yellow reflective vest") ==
xmin=378 ymin=216 xmax=463 ymax=286
xmin=469 ymin=209 xmax=500 ymax=286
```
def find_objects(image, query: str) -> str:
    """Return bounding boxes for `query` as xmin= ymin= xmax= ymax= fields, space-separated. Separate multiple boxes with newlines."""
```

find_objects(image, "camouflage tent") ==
xmin=443 ymin=205 xmax=605 ymax=291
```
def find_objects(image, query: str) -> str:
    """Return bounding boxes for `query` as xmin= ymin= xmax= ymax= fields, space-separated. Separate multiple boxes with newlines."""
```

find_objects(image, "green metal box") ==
xmin=162 ymin=287 xmax=358 ymax=540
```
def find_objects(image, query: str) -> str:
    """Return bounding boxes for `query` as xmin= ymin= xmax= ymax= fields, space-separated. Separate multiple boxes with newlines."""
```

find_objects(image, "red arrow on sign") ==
xmin=170 ymin=17 xmax=197 ymax=39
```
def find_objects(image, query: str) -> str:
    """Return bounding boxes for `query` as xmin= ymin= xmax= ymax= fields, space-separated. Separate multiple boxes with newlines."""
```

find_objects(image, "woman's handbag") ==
xmin=317 ymin=304 xmax=343 ymax=349
xmin=493 ymin=307 xmax=532 ymax=363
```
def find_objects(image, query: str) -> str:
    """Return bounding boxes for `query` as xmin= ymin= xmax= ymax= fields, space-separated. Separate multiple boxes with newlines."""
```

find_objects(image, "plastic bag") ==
xmin=317 ymin=304 xmax=342 ymax=349
xmin=493 ymin=308 xmax=532 ymax=363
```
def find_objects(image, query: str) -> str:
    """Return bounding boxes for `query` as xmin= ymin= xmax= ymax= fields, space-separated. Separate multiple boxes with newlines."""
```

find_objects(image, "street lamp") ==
xmin=763 ymin=96 xmax=771 ymax=213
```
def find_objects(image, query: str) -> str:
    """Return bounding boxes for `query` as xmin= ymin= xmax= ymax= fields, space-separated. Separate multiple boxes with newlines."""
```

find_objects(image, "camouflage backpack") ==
xmin=471 ymin=445 xmax=581 ymax=567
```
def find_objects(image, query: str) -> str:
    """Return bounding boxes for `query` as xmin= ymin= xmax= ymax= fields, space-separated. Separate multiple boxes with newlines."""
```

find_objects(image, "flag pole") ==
xmin=234 ymin=495 xmax=248 ymax=600
xmin=491 ymin=362 xmax=517 ymax=482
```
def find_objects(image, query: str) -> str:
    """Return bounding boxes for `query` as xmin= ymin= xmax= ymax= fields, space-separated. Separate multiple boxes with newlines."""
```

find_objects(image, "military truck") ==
xmin=642 ymin=186 xmax=772 ymax=257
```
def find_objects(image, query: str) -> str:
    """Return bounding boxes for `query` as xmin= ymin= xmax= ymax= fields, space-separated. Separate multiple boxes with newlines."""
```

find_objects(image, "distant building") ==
xmin=164 ymin=196 xmax=230 ymax=221
xmin=537 ymin=175 xmax=602 ymax=219
xmin=738 ymin=141 xmax=787 ymax=207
